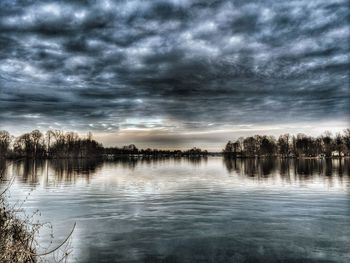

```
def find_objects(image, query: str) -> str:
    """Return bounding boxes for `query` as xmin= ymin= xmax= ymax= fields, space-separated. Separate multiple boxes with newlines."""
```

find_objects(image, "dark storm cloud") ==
xmin=0 ymin=0 xmax=349 ymax=132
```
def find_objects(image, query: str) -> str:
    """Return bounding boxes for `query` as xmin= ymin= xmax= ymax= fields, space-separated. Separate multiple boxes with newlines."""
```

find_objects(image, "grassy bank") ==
xmin=0 ymin=196 xmax=37 ymax=263
xmin=0 ymin=161 xmax=74 ymax=263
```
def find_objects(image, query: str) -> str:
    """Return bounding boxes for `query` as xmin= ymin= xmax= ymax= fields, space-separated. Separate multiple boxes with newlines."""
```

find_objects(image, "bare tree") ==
xmin=0 ymin=131 xmax=11 ymax=157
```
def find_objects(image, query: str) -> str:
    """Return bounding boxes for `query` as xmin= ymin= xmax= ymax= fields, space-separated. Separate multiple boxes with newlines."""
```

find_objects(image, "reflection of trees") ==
xmin=280 ymin=159 xmax=291 ymax=176
xmin=223 ymin=156 xmax=236 ymax=173
xmin=331 ymin=159 xmax=350 ymax=177
xmin=9 ymin=157 xmax=211 ymax=183
xmin=260 ymin=158 xmax=277 ymax=176
xmin=0 ymin=158 xmax=6 ymax=180
xmin=294 ymin=159 xmax=320 ymax=177
xmin=324 ymin=159 xmax=333 ymax=177
xmin=106 ymin=156 xmax=208 ymax=169
xmin=223 ymin=157 xmax=350 ymax=179
xmin=344 ymin=159 xmax=350 ymax=176
xmin=9 ymin=159 xmax=103 ymax=184
xmin=244 ymin=159 xmax=258 ymax=177
xmin=3 ymin=157 xmax=350 ymax=186
xmin=49 ymin=159 xmax=103 ymax=181
xmin=106 ymin=157 xmax=139 ymax=170
xmin=12 ymin=159 xmax=46 ymax=184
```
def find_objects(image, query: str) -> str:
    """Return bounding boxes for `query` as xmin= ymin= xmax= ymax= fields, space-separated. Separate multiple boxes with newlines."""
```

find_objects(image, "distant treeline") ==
xmin=104 ymin=145 xmax=207 ymax=158
xmin=1 ymin=129 xmax=349 ymax=159
xmin=0 ymin=130 xmax=208 ymax=159
xmin=223 ymin=129 xmax=350 ymax=158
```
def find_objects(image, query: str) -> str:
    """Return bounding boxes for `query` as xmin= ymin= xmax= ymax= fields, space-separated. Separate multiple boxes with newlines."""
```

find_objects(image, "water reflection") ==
xmin=1 ymin=157 xmax=350 ymax=263
xmin=1 ymin=159 xmax=103 ymax=185
xmin=223 ymin=157 xmax=350 ymax=178
xmin=1 ymin=157 xmax=349 ymax=186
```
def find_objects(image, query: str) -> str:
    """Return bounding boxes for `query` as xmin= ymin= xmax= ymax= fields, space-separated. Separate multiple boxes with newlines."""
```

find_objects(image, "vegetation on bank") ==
xmin=0 ymin=200 xmax=37 ymax=262
xmin=223 ymin=129 xmax=350 ymax=158
xmin=0 ymin=130 xmax=208 ymax=159
xmin=0 ymin=161 xmax=75 ymax=262
xmin=0 ymin=194 xmax=74 ymax=263
xmin=1 ymin=129 xmax=350 ymax=159
xmin=0 ymin=162 xmax=37 ymax=262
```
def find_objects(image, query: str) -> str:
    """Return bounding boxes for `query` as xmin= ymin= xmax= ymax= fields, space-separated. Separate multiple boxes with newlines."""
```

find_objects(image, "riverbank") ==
xmin=0 ymin=161 xmax=74 ymax=263
xmin=0 ymin=196 xmax=37 ymax=263
xmin=3 ymin=154 xmax=349 ymax=161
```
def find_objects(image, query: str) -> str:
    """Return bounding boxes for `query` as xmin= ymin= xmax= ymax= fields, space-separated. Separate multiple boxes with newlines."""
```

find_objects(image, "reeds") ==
xmin=0 ymin=160 xmax=75 ymax=263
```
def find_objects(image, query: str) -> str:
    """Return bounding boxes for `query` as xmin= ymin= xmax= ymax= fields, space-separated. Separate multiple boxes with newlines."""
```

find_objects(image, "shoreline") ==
xmin=2 ymin=155 xmax=349 ymax=161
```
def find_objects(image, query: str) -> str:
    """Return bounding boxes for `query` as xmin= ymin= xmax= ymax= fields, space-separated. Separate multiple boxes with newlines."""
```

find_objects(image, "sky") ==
xmin=0 ymin=0 xmax=349 ymax=150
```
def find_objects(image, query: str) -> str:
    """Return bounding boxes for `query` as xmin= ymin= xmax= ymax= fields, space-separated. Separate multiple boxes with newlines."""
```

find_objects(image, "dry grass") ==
xmin=0 ymin=160 xmax=75 ymax=263
xmin=0 ymin=199 xmax=37 ymax=262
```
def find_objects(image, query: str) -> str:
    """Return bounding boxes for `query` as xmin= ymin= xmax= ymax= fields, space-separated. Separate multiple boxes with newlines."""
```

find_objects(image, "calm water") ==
xmin=1 ymin=157 xmax=350 ymax=263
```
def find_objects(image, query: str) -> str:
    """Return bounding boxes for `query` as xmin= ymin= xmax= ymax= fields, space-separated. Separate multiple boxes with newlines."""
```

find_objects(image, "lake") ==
xmin=1 ymin=157 xmax=350 ymax=263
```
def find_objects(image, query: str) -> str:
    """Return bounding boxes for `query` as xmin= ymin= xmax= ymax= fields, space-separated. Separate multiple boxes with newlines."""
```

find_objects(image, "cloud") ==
xmin=0 ymin=0 xmax=349 ymax=138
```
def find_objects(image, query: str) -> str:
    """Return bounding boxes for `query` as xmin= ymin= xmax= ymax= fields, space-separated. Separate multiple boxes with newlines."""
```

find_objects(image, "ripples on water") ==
xmin=1 ymin=157 xmax=350 ymax=263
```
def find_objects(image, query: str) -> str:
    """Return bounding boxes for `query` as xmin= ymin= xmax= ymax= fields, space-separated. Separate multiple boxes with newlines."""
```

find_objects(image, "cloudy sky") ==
xmin=0 ymin=0 xmax=349 ymax=150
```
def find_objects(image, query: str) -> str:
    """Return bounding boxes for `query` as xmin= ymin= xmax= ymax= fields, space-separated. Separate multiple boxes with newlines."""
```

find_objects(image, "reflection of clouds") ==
xmin=2 ymin=157 xmax=349 ymax=262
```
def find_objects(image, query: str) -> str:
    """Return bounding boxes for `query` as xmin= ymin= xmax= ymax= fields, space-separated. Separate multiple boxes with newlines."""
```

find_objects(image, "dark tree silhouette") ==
xmin=334 ymin=133 xmax=344 ymax=157
xmin=344 ymin=129 xmax=350 ymax=155
xmin=0 ymin=131 xmax=11 ymax=157
xmin=224 ymin=129 xmax=350 ymax=158
xmin=321 ymin=131 xmax=333 ymax=158
xmin=0 ymin=129 xmax=349 ymax=159
xmin=277 ymin=134 xmax=290 ymax=158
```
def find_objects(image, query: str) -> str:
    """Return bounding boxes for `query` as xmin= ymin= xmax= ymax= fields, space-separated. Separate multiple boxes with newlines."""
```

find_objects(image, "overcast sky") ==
xmin=0 ymin=0 xmax=349 ymax=150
